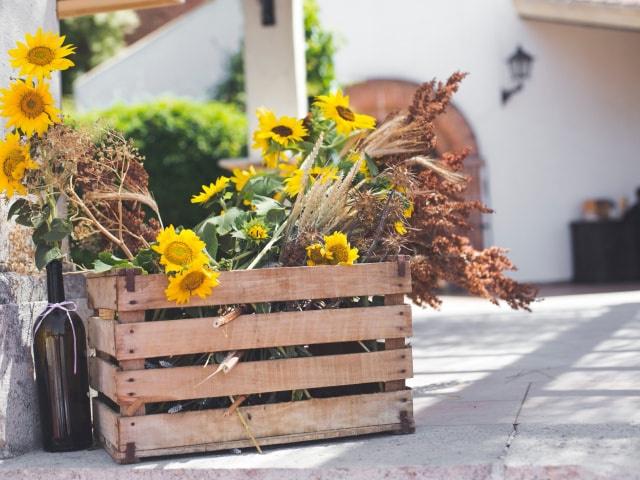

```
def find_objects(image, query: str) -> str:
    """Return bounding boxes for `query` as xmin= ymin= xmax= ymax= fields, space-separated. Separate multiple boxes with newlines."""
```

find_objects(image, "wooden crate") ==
xmin=85 ymin=259 xmax=415 ymax=463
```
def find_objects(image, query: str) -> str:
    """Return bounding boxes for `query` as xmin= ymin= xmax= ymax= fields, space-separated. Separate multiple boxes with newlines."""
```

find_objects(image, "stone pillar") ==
xmin=0 ymin=0 xmax=68 ymax=458
xmin=242 ymin=0 xmax=307 ymax=158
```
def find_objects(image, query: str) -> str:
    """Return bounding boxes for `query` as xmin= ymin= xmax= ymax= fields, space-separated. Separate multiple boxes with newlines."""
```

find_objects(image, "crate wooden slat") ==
xmin=94 ymin=390 xmax=413 ymax=462
xmin=87 ymin=262 xmax=411 ymax=311
xmin=88 ymin=304 xmax=412 ymax=360
xmin=91 ymin=348 xmax=412 ymax=405
xmin=86 ymin=260 xmax=415 ymax=463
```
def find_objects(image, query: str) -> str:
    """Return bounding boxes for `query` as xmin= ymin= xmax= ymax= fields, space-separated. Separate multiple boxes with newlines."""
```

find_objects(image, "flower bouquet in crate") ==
xmin=79 ymin=78 xmax=535 ymax=462
xmin=2 ymin=29 xmax=535 ymax=461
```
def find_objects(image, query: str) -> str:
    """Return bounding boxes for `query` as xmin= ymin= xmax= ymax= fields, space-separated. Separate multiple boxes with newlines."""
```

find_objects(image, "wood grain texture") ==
xmin=92 ymin=398 xmax=120 ymax=452
xmin=104 ymin=262 xmax=411 ymax=311
xmin=124 ymin=425 xmax=399 ymax=460
xmin=57 ymin=0 xmax=184 ymax=19
xmin=117 ymin=311 xmax=146 ymax=416
xmin=87 ymin=317 xmax=116 ymax=357
xmin=384 ymin=294 xmax=408 ymax=392
xmin=89 ymin=357 xmax=118 ymax=404
xmin=86 ymin=276 xmax=117 ymax=311
xmin=111 ymin=390 xmax=412 ymax=453
xmin=114 ymin=305 xmax=412 ymax=360
xmin=114 ymin=348 xmax=412 ymax=404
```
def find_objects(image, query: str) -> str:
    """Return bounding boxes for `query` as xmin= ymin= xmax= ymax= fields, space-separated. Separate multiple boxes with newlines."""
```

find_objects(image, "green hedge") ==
xmin=75 ymin=99 xmax=247 ymax=228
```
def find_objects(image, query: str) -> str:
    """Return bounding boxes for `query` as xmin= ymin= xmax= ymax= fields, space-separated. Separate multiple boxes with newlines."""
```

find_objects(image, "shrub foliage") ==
xmin=75 ymin=99 xmax=246 ymax=228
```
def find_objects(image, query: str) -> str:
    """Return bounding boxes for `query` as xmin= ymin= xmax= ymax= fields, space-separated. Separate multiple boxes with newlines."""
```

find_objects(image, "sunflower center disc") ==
xmin=2 ymin=150 xmax=24 ymax=179
xmin=165 ymin=241 xmax=193 ymax=265
xmin=27 ymin=46 xmax=55 ymax=66
xmin=328 ymin=244 xmax=349 ymax=263
xmin=181 ymin=271 xmax=205 ymax=292
xmin=336 ymin=105 xmax=355 ymax=122
xmin=20 ymin=92 xmax=45 ymax=118
xmin=272 ymin=125 xmax=293 ymax=137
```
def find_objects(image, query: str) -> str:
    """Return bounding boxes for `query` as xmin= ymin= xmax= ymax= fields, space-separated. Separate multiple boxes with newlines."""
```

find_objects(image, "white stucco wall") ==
xmin=317 ymin=0 xmax=640 ymax=282
xmin=74 ymin=0 xmax=243 ymax=112
xmin=0 ymin=0 xmax=60 ymax=266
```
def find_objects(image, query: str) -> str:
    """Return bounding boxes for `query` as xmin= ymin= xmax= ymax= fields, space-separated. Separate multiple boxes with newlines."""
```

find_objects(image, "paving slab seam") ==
xmin=490 ymin=382 xmax=532 ymax=480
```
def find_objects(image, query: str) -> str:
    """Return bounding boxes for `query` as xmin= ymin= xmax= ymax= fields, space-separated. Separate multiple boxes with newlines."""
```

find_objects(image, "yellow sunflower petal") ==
xmin=314 ymin=90 xmax=376 ymax=135
xmin=165 ymin=265 xmax=220 ymax=305
xmin=153 ymin=225 xmax=209 ymax=272
xmin=0 ymin=80 xmax=60 ymax=136
xmin=0 ymin=132 xmax=37 ymax=198
xmin=8 ymin=28 xmax=75 ymax=80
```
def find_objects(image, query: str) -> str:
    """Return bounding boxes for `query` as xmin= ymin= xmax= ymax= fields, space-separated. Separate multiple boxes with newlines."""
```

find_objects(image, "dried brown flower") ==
xmin=364 ymin=73 xmax=537 ymax=310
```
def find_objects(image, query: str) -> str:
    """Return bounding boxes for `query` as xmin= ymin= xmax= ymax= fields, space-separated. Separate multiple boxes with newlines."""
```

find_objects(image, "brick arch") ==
xmin=346 ymin=79 xmax=486 ymax=248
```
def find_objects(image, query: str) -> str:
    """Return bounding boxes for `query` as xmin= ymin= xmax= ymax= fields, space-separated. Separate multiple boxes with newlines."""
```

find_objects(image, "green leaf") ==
xmin=199 ymin=207 xmax=245 ymax=236
xmin=92 ymin=259 xmax=115 ymax=273
xmin=365 ymin=154 xmax=379 ymax=177
xmin=252 ymin=195 xmax=283 ymax=217
xmin=35 ymin=244 xmax=63 ymax=270
xmin=98 ymin=251 xmax=134 ymax=267
xmin=132 ymin=248 xmax=155 ymax=273
xmin=7 ymin=199 xmax=29 ymax=220
xmin=41 ymin=218 xmax=71 ymax=242
xmin=32 ymin=221 xmax=50 ymax=245
xmin=201 ymin=222 xmax=218 ymax=259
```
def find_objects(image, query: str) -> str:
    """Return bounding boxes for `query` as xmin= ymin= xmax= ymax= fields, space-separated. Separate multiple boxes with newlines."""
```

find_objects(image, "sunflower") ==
xmin=0 ymin=132 xmax=38 ymax=197
xmin=0 ymin=80 xmax=60 ymax=136
xmin=191 ymin=176 xmax=230 ymax=204
xmin=314 ymin=90 xmax=376 ymax=135
xmin=323 ymin=231 xmax=359 ymax=266
xmin=255 ymin=109 xmax=307 ymax=147
xmin=306 ymin=243 xmax=327 ymax=266
xmin=9 ymin=28 xmax=75 ymax=80
xmin=283 ymin=165 xmax=339 ymax=198
xmin=252 ymin=111 xmax=287 ymax=168
xmin=165 ymin=265 xmax=220 ymax=305
xmin=230 ymin=166 xmax=257 ymax=192
xmin=245 ymin=219 xmax=269 ymax=242
xmin=152 ymin=225 xmax=209 ymax=272
xmin=394 ymin=221 xmax=408 ymax=236
xmin=403 ymin=201 xmax=414 ymax=219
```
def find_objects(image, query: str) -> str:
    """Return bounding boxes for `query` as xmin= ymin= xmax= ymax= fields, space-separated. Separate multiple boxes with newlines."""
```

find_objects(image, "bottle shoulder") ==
xmin=35 ymin=309 xmax=85 ymax=336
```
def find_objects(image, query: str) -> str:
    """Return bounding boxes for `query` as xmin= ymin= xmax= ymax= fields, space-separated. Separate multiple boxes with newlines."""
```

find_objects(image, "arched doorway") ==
xmin=346 ymin=79 xmax=487 ymax=249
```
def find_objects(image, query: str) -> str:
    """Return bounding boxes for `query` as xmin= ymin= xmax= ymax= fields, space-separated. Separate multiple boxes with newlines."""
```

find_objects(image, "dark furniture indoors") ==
xmin=571 ymin=221 xmax=639 ymax=283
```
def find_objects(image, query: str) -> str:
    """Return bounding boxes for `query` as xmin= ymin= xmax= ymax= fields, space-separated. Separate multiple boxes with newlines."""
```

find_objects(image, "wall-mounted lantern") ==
xmin=501 ymin=46 xmax=534 ymax=105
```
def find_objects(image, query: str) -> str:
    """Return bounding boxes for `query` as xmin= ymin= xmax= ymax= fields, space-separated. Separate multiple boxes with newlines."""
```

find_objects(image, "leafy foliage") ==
xmin=213 ymin=0 xmax=337 ymax=108
xmin=60 ymin=12 xmax=139 ymax=94
xmin=74 ymin=99 xmax=247 ymax=228
xmin=303 ymin=0 xmax=337 ymax=98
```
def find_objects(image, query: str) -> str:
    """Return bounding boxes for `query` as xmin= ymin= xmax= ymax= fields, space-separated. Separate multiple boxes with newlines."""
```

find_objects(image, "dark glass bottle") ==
xmin=33 ymin=260 xmax=92 ymax=452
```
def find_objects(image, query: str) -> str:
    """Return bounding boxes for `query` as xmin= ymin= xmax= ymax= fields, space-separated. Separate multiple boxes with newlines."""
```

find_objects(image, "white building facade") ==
xmin=318 ymin=0 xmax=640 ymax=283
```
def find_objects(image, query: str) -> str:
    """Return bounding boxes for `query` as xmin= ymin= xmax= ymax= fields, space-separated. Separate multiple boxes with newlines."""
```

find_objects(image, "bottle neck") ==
xmin=46 ymin=260 xmax=66 ymax=303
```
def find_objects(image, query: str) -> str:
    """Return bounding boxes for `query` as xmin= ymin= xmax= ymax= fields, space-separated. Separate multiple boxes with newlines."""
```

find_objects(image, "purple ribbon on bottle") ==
xmin=33 ymin=301 xmax=79 ymax=375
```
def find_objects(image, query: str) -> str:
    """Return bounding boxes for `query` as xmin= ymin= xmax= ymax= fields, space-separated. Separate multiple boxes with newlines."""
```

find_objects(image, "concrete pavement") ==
xmin=1 ymin=289 xmax=639 ymax=479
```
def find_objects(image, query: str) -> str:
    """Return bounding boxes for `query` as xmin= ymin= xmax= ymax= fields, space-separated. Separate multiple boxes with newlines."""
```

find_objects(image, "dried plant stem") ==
xmin=224 ymin=395 xmax=247 ymax=417
xmin=83 ymin=191 xmax=162 ymax=225
xmin=229 ymin=395 xmax=262 ymax=454
xmin=67 ymin=183 xmax=135 ymax=260
xmin=362 ymin=191 xmax=395 ymax=263
xmin=404 ymin=156 xmax=467 ymax=184
xmin=213 ymin=306 xmax=243 ymax=328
